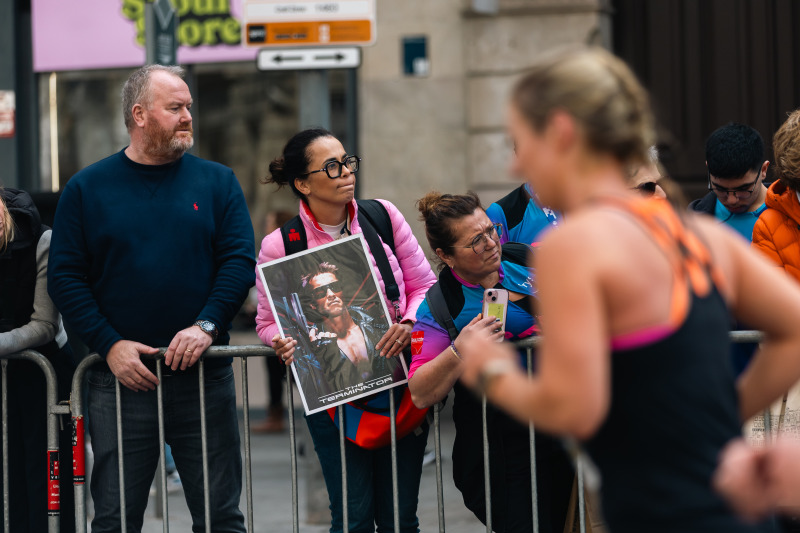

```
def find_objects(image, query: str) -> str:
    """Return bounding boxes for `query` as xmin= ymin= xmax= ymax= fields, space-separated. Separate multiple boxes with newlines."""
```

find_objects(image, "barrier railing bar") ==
xmin=578 ymin=454 xmax=586 ymax=533
xmin=433 ymin=402 xmax=445 ymax=533
xmin=61 ymin=332 xmax=766 ymax=532
xmin=240 ymin=356 xmax=255 ymax=533
xmin=339 ymin=404 xmax=348 ymax=532
xmin=527 ymin=348 xmax=539 ymax=533
xmin=198 ymin=360 xmax=211 ymax=533
xmin=389 ymin=390 xmax=400 ymax=532
xmin=482 ymin=394 xmax=491 ymax=533
xmin=287 ymin=369 xmax=299 ymax=533
xmin=0 ymin=352 xmax=63 ymax=533
xmin=114 ymin=378 xmax=128 ymax=532
xmin=2 ymin=360 xmax=8 ymax=533
xmin=155 ymin=360 xmax=169 ymax=530
xmin=764 ymin=408 xmax=772 ymax=442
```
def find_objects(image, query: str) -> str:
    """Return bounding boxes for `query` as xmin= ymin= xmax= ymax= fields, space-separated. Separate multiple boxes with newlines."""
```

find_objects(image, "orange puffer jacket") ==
xmin=752 ymin=180 xmax=800 ymax=283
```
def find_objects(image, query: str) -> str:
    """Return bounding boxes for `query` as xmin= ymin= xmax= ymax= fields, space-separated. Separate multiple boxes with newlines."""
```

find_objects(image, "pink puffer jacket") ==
xmin=255 ymin=199 xmax=436 ymax=346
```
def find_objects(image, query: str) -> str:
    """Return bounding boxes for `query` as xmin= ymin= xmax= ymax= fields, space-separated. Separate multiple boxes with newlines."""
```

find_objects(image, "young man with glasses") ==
xmin=689 ymin=122 xmax=770 ymax=240
xmin=689 ymin=123 xmax=769 ymax=382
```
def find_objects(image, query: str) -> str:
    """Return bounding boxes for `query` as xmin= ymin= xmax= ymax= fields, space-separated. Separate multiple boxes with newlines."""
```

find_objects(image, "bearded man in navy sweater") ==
xmin=48 ymin=65 xmax=254 ymax=533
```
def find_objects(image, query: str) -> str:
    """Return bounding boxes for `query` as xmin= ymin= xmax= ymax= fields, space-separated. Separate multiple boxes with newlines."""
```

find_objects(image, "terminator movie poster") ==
xmin=257 ymin=235 xmax=408 ymax=414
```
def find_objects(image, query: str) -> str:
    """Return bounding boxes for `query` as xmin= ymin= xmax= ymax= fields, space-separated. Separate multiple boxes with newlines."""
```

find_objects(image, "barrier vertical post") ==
xmin=339 ymin=404 xmax=348 ymax=532
xmin=389 ymin=390 xmax=399 ymax=532
xmin=578 ymin=453 xmax=586 ymax=533
xmin=433 ymin=402 xmax=445 ymax=533
xmin=2 ymin=360 xmax=8 ymax=533
xmin=287 ymin=369 xmax=299 ymax=533
xmin=155 ymin=360 xmax=169 ymax=531
xmin=71 ymin=353 xmax=100 ymax=533
xmin=527 ymin=348 xmax=539 ymax=533
xmin=240 ymin=357 xmax=254 ymax=532
xmin=482 ymin=395 xmax=491 ymax=533
xmin=198 ymin=359 xmax=211 ymax=533
xmin=115 ymin=379 xmax=127 ymax=532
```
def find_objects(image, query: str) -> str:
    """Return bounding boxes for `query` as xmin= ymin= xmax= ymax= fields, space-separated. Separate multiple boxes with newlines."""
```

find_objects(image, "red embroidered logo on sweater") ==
xmin=193 ymin=202 xmax=198 ymax=211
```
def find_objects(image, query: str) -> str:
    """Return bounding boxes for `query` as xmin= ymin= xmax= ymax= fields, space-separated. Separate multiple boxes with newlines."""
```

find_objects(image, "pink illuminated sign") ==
xmin=32 ymin=0 xmax=257 ymax=72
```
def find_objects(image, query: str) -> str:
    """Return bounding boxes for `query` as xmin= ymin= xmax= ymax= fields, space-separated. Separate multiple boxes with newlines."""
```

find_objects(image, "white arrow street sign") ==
xmin=257 ymin=47 xmax=361 ymax=71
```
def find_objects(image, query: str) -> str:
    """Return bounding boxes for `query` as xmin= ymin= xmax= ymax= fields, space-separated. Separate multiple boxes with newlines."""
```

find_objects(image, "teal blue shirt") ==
xmin=714 ymin=199 xmax=767 ymax=241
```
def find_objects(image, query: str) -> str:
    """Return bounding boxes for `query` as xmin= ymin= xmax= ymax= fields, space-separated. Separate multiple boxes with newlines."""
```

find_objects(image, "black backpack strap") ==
xmin=358 ymin=200 xmax=401 ymax=322
xmin=495 ymin=185 xmax=530 ymax=234
xmin=500 ymin=241 xmax=533 ymax=266
xmin=424 ymin=282 xmax=458 ymax=342
xmin=280 ymin=215 xmax=308 ymax=256
xmin=356 ymin=199 xmax=396 ymax=254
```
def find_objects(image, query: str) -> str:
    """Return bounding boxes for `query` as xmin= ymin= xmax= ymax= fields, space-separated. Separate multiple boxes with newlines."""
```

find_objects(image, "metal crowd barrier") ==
xmin=0 ymin=349 xmax=71 ymax=533
xmin=59 ymin=330 xmax=766 ymax=533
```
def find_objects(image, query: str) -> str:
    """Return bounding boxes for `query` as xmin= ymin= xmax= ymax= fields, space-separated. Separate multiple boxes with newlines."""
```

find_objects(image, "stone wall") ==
xmin=358 ymin=0 xmax=612 ymax=250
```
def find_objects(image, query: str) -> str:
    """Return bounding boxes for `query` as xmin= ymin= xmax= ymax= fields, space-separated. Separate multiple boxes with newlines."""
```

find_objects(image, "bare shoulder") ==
xmin=685 ymin=214 xmax=747 ymax=269
xmin=684 ymin=213 xmax=756 ymax=303
xmin=538 ymin=207 xmax=649 ymax=254
xmin=535 ymin=207 xmax=635 ymax=275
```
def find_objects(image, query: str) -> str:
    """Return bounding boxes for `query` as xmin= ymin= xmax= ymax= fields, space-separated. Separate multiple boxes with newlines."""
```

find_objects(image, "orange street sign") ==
xmin=243 ymin=1 xmax=376 ymax=47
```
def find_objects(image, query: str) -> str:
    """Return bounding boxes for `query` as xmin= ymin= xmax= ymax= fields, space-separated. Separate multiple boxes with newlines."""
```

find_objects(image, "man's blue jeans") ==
xmin=306 ymin=410 xmax=429 ymax=533
xmin=88 ymin=364 xmax=246 ymax=533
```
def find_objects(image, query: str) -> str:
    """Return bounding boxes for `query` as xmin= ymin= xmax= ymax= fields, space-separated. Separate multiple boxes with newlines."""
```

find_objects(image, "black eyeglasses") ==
xmin=310 ymin=281 xmax=343 ymax=300
xmin=707 ymin=165 xmax=763 ymax=200
xmin=304 ymin=156 xmax=360 ymax=179
xmin=458 ymin=223 xmax=502 ymax=254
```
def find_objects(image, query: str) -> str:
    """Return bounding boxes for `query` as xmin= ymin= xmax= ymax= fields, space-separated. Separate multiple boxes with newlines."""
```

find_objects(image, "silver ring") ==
xmin=281 ymin=355 xmax=287 ymax=362
xmin=185 ymin=349 xmax=193 ymax=353
xmin=394 ymin=339 xmax=403 ymax=345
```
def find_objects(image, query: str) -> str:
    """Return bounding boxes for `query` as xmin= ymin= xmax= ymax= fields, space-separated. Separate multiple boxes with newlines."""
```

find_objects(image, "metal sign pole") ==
xmin=145 ymin=0 xmax=178 ymax=66
xmin=298 ymin=70 xmax=331 ymax=131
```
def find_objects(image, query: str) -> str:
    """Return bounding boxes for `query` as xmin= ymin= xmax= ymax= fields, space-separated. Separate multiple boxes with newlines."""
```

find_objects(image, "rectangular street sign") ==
xmin=242 ymin=0 xmax=376 ymax=47
xmin=257 ymin=47 xmax=361 ymax=71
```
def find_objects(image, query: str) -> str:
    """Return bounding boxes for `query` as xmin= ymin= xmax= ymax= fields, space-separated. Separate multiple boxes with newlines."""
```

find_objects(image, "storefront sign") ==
xmin=31 ymin=0 xmax=257 ymax=72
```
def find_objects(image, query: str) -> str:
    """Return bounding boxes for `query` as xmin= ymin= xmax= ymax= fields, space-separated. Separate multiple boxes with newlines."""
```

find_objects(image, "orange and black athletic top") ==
xmin=583 ymin=197 xmax=772 ymax=533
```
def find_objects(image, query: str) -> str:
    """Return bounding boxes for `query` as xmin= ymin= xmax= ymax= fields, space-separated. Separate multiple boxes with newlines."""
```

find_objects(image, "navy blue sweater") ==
xmin=48 ymin=149 xmax=255 ymax=367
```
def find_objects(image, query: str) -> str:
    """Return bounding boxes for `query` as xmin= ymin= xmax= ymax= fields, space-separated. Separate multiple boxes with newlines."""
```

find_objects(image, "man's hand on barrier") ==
xmin=107 ymin=340 xmax=160 ymax=392
xmin=164 ymin=326 xmax=213 ymax=371
xmin=376 ymin=322 xmax=413 ymax=357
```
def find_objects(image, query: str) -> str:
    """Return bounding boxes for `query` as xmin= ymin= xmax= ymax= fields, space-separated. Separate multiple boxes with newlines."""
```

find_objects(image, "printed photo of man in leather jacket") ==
xmin=301 ymin=261 xmax=392 ymax=393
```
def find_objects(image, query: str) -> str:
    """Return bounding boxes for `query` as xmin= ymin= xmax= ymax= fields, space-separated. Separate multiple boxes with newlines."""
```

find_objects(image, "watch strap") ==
xmin=193 ymin=320 xmax=218 ymax=341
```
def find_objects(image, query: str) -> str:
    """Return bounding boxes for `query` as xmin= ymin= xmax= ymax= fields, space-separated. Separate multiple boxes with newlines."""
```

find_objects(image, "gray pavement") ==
xmin=81 ymin=329 xmax=488 ymax=532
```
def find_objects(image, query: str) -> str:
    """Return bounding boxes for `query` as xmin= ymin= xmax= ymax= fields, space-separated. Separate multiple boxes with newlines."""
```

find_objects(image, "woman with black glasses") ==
xmin=255 ymin=128 xmax=436 ymax=533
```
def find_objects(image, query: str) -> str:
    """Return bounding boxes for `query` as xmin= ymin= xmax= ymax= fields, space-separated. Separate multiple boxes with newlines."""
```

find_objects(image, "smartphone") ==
xmin=482 ymin=288 xmax=509 ymax=337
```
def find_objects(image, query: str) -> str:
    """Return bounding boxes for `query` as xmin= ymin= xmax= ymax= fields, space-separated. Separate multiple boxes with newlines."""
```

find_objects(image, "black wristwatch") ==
xmin=193 ymin=320 xmax=219 ymax=341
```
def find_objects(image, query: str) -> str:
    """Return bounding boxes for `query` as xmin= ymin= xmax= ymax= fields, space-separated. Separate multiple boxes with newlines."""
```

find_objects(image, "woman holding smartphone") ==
xmin=407 ymin=191 xmax=573 ymax=533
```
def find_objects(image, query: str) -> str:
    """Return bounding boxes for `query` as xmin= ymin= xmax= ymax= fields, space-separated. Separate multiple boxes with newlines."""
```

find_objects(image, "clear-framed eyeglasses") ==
xmin=458 ymin=223 xmax=503 ymax=254
xmin=304 ymin=155 xmax=361 ymax=179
